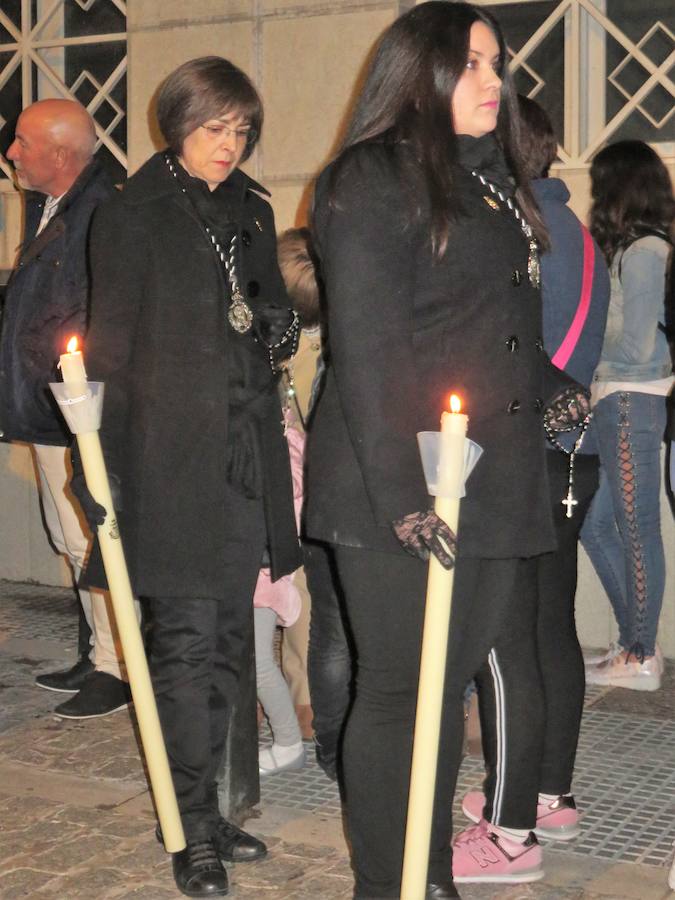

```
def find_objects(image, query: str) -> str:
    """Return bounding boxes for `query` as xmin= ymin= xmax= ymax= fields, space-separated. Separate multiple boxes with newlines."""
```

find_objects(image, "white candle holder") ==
xmin=49 ymin=381 xmax=103 ymax=433
xmin=417 ymin=432 xmax=483 ymax=497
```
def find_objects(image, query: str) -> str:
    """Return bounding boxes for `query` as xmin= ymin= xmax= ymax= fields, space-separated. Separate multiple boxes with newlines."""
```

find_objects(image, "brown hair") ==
xmin=517 ymin=95 xmax=559 ymax=180
xmin=277 ymin=228 xmax=321 ymax=328
xmin=156 ymin=56 xmax=262 ymax=160
xmin=590 ymin=140 xmax=675 ymax=264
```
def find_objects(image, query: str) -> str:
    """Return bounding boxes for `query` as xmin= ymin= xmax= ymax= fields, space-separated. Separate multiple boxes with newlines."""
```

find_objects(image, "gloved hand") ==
xmin=544 ymin=384 xmax=591 ymax=433
xmin=226 ymin=412 xmax=261 ymax=498
xmin=254 ymin=304 xmax=297 ymax=346
xmin=392 ymin=508 xmax=457 ymax=570
xmin=70 ymin=469 xmax=107 ymax=533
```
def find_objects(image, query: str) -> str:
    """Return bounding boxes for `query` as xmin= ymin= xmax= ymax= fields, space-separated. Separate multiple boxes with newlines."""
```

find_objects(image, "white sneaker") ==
xmin=584 ymin=642 xmax=664 ymax=675
xmin=585 ymin=652 xmax=661 ymax=692
xmin=259 ymin=741 xmax=305 ymax=776
xmin=669 ymin=854 xmax=675 ymax=891
xmin=583 ymin=641 xmax=622 ymax=667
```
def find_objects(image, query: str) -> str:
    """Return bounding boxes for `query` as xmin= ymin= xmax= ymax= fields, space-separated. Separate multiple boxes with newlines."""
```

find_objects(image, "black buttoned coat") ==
xmin=306 ymin=144 xmax=568 ymax=559
xmin=84 ymin=152 xmax=300 ymax=599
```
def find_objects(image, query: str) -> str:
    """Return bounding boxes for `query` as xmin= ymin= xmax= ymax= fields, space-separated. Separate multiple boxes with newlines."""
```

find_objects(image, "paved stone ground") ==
xmin=0 ymin=580 xmax=674 ymax=899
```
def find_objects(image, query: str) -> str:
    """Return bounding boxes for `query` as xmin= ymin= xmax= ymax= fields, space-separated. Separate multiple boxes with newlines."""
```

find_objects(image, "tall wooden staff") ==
xmin=51 ymin=337 xmax=186 ymax=853
xmin=401 ymin=395 xmax=478 ymax=899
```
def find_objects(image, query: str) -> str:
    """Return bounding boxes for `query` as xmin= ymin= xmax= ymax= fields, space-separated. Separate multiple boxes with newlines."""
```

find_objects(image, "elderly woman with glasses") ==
xmin=78 ymin=57 xmax=301 ymax=897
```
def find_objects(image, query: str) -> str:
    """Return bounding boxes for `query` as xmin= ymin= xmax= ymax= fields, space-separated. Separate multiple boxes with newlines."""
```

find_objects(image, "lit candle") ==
xmin=401 ymin=394 xmax=468 ymax=900
xmin=59 ymin=336 xmax=88 ymax=400
xmin=55 ymin=337 xmax=186 ymax=854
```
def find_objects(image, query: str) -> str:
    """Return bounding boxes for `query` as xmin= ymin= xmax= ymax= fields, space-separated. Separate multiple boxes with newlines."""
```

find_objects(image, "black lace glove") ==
xmin=253 ymin=304 xmax=300 ymax=365
xmin=70 ymin=469 xmax=107 ymax=533
xmin=226 ymin=412 xmax=261 ymax=499
xmin=392 ymin=508 xmax=457 ymax=570
xmin=544 ymin=384 xmax=591 ymax=433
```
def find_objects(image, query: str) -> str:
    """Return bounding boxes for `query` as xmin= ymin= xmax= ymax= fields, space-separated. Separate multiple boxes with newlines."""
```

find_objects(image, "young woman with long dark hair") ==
xmin=582 ymin=140 xmax=674 ymax=690
xmin=305 ymin=3 xmax=588 ymax=896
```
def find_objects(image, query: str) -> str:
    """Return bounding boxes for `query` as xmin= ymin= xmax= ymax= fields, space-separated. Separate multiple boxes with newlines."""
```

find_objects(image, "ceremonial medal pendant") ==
xmin=528 ymin=240 xmax=541 ymax=288
xmin=228 ymin=290 xmax=253 ymax=334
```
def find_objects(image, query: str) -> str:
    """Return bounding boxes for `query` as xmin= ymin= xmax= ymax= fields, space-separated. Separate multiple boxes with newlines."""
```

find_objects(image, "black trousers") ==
xmin=149 ymin=552 xmax=262 ymax=841
xmin=477 ymin=451 xmax=599 ymax=825
xmin=304 ymin=539 xmax=353 ymax=768
xmin=333 ymin=546 xmax=543 ymax=898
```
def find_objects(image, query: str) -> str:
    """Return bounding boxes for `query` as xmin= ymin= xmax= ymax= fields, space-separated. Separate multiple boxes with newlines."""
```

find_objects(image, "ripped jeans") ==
xmin=581 ymin=391 xmax=667 ymax=658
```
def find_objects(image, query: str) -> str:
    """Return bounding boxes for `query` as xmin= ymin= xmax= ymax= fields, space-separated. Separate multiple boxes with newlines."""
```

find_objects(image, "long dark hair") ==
xmin=589 ymin=140 xmax=675 ymax=264
xmin=331 ymin=1 xmax=547 ymax=257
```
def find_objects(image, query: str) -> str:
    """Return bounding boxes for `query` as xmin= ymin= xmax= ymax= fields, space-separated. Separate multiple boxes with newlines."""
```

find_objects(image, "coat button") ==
xmin=507 ymin=399 xmax=521 ymax=414
xmin=505 ymin=335 xmax=519 ymax=352
xmin=247 ymin=280 xmax=260 ymax=298
xmin=511 ymin=269 xmax=522 ymax=286
xmin=241 ymin=229 xmax=252 ymax=246
xmin=533 ymin=397 xmax=543 ymax=412
xmin=534 ymin=337 xmax=544 ymax=351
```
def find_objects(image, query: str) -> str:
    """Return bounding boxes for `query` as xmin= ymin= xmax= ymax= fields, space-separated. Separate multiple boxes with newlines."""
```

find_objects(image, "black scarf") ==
xmin=167 ymin=152 xmax=241 ymax=245
xmin=456 ymin=133 xmax=514 ymax=197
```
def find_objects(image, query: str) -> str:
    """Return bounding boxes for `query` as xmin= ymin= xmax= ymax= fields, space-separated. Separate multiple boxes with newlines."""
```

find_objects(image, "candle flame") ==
xmin=449 ymin=394 xmax=462 ymax=414
xmin=66 ymin=336 xmax=79 ymax=355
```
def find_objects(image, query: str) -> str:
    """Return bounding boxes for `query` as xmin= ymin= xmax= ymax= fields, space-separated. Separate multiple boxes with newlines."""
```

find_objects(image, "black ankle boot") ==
xmin=172 ymin=838 xmax=229 ymax=897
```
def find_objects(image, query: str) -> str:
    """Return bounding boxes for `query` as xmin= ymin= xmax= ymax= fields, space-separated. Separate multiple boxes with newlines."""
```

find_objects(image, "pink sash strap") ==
xmin=551 ymin=224 xmax=595 ymax=370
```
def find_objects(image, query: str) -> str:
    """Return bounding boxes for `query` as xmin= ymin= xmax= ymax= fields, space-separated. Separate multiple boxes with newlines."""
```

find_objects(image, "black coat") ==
xmin=84 ymin=152 xmax=300 ymax=599
xmin=306 ymin=143 xmax=568 ymax=559
xmin=0 ymin=160 xmax=114 ymax=445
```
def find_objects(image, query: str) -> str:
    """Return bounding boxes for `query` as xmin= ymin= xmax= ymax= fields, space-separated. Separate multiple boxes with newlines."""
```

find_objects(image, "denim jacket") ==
xmin=594 ymin=234 xmax=673 ymax=382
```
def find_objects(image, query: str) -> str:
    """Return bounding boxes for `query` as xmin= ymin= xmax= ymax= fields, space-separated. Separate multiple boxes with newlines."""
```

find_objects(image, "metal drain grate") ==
xmin=259 ymin=707 xmax=675 ymax=868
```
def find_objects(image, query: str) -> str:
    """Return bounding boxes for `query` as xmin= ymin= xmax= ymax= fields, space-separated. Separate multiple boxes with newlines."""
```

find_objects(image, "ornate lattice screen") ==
xmin=0 ymin=0 xmax=127 ymax=183
xmin=482 ymin=0 xmax=674 ymax=168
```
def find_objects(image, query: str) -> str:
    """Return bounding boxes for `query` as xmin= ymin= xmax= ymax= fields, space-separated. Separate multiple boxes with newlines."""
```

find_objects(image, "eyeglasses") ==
xmin=201 ymin=123 xmax=256 ymax=143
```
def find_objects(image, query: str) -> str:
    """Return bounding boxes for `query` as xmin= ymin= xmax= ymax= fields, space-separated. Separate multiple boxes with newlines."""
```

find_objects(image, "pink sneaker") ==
xmin=462 ymin=790 xmax=580 ymax=841
xmin=452 ymin=820 xmax=543 ymax=884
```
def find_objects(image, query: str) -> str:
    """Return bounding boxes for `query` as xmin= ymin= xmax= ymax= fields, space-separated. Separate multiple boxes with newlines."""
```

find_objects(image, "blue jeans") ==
xmin=580 ymin=391 xmax=667 ymax=657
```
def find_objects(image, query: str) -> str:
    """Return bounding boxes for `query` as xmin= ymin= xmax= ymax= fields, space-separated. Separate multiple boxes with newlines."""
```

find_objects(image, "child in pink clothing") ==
xmin=254 ymin=420 xmax=306 ymax=775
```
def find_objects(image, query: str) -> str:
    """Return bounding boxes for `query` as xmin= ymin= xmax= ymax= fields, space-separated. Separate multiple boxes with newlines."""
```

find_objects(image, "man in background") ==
xmin=0 ymin=99 xmax=134 ymax=718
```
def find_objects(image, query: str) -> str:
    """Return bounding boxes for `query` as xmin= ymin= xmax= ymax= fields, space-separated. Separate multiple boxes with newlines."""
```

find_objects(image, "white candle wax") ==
xmin=59 ymin=341 xmax=88 ymax=400
xmin=437 ymin=408 xmax=468 ymax=498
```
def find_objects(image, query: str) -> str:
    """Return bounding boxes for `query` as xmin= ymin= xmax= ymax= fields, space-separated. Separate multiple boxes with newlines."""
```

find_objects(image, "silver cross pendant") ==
xmin=562 ymin=486 xmax=578 ymax=519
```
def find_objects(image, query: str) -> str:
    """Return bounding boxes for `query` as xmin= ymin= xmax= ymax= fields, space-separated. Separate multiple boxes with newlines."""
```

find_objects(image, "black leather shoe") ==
xmin=172 ymin=839 xmax=229 ymax=897
xmin=53 ymin=671 xmax=132 ymax=719
xmin=213 ymin=817 xmax=267 ymax=863
xmin=35 ymin=656 xmax=94 ymax=693
xmin=426 ymin=881 xmax=460 ymax=898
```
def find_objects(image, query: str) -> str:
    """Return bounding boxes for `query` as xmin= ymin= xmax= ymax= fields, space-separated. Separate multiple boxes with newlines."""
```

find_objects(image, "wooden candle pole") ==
xmin=400 ymin=395 xmax=467 ymax=900
xmin=58 ymin=338 xmax=186 ymax=853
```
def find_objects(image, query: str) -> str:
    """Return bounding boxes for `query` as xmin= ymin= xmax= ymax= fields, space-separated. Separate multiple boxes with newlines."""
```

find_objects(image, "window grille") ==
xmin=0 ymin=0 xmax=127 ymax=183
xmin=481 ymin=0 xmax=674 ymax=167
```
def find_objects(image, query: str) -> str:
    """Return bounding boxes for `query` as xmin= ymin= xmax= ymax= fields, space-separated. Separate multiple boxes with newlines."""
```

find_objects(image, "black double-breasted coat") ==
xmin=84 ymin=152 xmax=300 ymax=599
xmin=306 ymin=143 xmax=568 ymax=559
